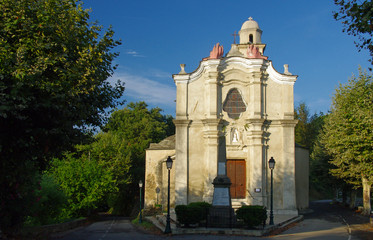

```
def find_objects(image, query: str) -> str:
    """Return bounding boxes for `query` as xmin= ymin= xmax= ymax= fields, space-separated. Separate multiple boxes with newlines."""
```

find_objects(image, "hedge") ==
xmin=175 ymin=202 xmax=211 ymax=226
xmin=236 ymin=205 xmax=267 ymax=228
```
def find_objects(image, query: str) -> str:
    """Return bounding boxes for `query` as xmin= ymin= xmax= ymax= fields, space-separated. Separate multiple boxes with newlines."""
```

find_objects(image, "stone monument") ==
xmin=208 ymin=136 xmax=236 ymax=227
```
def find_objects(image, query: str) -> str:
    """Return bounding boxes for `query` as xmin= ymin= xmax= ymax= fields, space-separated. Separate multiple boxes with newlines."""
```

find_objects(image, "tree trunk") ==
xmin=350 ymin=189 xmax=357 ymax=209
xmin=362 ymin=177 xmax=371 ymax=216
xmin=342 ymin=185 xmax=348 ymax=205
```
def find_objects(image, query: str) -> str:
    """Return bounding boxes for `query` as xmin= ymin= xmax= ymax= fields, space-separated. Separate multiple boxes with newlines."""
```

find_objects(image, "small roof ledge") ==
xmin=266 ymin=61 xmax=297 ymax=85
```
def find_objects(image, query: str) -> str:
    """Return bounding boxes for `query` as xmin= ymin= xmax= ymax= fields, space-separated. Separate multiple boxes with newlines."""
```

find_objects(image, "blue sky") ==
xmin=84 ymin=0 xmax=371 ymax=116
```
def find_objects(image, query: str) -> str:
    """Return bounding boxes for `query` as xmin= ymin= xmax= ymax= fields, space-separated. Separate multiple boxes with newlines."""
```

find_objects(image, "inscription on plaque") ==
xmin=212 ymin=188 xmax=230 ymax=206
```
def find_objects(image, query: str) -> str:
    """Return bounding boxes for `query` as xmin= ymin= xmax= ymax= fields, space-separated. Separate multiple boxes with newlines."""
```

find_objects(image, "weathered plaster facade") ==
xmin=144 ymin=18 xmax=309 ymax=214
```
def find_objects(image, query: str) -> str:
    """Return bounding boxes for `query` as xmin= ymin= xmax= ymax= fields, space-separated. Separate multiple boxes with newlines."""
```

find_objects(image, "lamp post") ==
xmin=268 ymin=157 xmax=276 ymax=225
xmin=139 ymin=180 xmax=143 ymax=224
xmin=164 ymin=156 xmax=173 ymax=234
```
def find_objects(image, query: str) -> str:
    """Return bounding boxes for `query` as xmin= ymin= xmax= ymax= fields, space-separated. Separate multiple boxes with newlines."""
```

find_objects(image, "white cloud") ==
xmin=125 ymin=49 xmax=145 ymax=57
xmin=109 ymin=72 xmax=176 ymax=107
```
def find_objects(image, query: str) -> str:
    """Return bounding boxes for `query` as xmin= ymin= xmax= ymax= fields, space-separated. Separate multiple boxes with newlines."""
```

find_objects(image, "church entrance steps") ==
xmin=145 ymin=214 xmax=303 ymax=236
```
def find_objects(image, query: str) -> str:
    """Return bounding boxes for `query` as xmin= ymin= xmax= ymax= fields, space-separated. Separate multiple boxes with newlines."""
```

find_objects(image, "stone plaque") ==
xmin=212 ymin=188 xmax=230 ymax=206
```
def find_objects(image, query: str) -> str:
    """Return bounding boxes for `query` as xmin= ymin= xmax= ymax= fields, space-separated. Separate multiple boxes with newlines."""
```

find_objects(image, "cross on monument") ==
xmin=231 ymin=31 xmax=239 ymax=44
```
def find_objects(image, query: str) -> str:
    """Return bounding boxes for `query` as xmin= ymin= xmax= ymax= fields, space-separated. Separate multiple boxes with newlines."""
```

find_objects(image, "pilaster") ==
xmin=204 ymin=60 xmax=221 ymax=119
xmin=175 ymin=78 xmax=189 ymax=120
xmin=173 ymin=119 xmax=191 ymax=206
xmin=245 ymin=118 xmax=265 ymax=205
xmin=202 ymin=118 xmax=223 ymax=202
xmin=248 ymin=70 xmax=265 ymax=118
xmin=280 ymin=119 xmax=298 ymax=212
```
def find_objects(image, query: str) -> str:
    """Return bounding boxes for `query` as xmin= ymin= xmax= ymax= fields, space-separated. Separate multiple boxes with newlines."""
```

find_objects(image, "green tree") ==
xmin=294 ymin=102 xmax=324 ymax=151
xmin=0 ymin=0 xmax=123 ymax=234
xmin=47 ymin=153 xmax=118 ymax=218
xmin=66 ymin=102 xmax=174 ymax=215
xmin=334 ymin=0 xmax=373 ymax=64
xmin=322 ymin=68 xmax=373 ymax=215
xmin=98 ymin=102 xmax=175 ymax=214
xmin=310 ymin=127 xmax=344 ymax=200
xmin=294 ymin=103 xmax=339 ymax=199
xmin=25 ymin=174 xmax=68 ymax=226
xmin=294 ymin=102 xmax=312 ymax=148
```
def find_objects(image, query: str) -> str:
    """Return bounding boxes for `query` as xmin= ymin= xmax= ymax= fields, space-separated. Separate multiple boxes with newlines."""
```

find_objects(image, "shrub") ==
xmin=175 ymin=202 xmax=211 ymax=226
xmin=236 ymin=205 xmax=267 ymax=228
xmin=25 ymin=175 xmax=68 ymax=226
xmin=188 ymin=202 xmax=211 ymax=221
xmin=175 ymin=205 xmax=191 ymax=225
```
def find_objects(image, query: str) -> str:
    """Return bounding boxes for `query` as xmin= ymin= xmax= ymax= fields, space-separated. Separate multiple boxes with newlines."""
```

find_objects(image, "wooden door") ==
xmin=227 ymin=159 xmax=246 ymax=199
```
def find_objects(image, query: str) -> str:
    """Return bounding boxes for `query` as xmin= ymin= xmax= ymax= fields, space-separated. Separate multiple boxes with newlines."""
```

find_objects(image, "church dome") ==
xmin=239 ymin=17 xmax=262 ymax=44
xmin=240 ymin=17 xmax=260 ymax=30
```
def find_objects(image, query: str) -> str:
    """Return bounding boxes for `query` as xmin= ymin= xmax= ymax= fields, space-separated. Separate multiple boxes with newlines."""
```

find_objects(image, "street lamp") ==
xmin=164 ymin=156 xmax=173 ymax=234
xmin=139 ymin=180 xmax=143 ymax=224
xmin=268 ymin=157 xmax=276 ymax=225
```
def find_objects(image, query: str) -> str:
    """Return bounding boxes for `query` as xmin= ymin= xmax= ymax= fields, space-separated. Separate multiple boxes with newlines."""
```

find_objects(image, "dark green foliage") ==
xmin=188 ymin=202 xmax=212 ymax=221
xmin=0 ymin=162 xmax=39 ymax=235
xmin=294 ymin=102 xmax=324 ymax=152
xmin=236 ymin=205 xmax=267 ymax=228
xmin=0 ymin=0 xmax=123 ymax=234
xmin=334 ymin=0 xmax=373 ymax=65
xmin=25 ymin=175 xmax=67 ymax=226
xmin=309 ymin=137 xmax=343 ymax=199
xmin=175 ymin=205 xmax=192 ymax=225
xmin=175 ymin=202 xmax=211 ymax=226
xmin=294 ymin=103 xmax=339 ymax=199
xmin=175 ymin=205 xmax=201 ymax=226
xmin=294 ymin=102 xmax=312 ymax=148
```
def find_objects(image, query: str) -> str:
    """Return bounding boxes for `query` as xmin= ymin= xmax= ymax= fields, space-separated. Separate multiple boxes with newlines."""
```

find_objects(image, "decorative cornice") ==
xmin=173 ymin=57 xmax=297 ymax=86
xmin=173 ymin=57 xmax=267 ymax=84
xmin=221 ymin=57 xmax=266 ymax=70
xmin=266 ymin=61 xmax=297 ymax=85
xmin=173 ymin=119 xmax=192 ymax=127
xmin=201 ymin=118 xmax=222 ymax=126
xmin=270 ymin=119 xmax=298 ymax=127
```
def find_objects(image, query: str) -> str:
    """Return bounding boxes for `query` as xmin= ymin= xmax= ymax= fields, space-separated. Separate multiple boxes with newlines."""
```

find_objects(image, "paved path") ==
xmin=269 ymin=219 xmax=352 ymax=240
xmin=54 ymin=201 xmax=372 ymax=240
xmin=53 ymin=219 xmax=263 ymax=240
xmin=53 ymin=218 xmax=352 ymax=240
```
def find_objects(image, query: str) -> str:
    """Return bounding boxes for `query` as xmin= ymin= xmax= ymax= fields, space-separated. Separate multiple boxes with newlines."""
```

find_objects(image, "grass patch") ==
xmin=131 ymin=213 xmax=161 ymax=233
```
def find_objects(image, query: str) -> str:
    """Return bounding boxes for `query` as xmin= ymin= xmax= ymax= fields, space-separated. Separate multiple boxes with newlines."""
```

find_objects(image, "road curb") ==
xmin=146 ymin=215 xmax=304 ymax=236
xmin=20 ymin=218 xmax=90 ymax=239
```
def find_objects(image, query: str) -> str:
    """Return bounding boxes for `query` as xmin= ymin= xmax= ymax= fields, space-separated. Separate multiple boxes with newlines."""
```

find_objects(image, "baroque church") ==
xmin=144 ymin=18 xmax=309 ymax=215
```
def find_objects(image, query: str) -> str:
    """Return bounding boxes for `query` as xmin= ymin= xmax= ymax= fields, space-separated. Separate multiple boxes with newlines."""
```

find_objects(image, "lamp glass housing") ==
xmin=268 ymin=157 xmax=276 ymax=169
xmin=139 ymin=180 xmax=143 ymax=188
xmin=166 ymin=156 xmax=173 ymax=170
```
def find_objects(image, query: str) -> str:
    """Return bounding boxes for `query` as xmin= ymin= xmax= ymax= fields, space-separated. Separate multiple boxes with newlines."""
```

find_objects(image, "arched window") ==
xmin=223 ymin=88 xmax=246 ymax=119
xmin=249 ymin=34 xmax=253 ymax=43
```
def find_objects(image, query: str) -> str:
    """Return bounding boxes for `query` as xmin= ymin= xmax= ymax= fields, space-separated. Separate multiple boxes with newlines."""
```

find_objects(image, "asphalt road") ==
xmin=53 ymin=201 xmax=373 ymax=240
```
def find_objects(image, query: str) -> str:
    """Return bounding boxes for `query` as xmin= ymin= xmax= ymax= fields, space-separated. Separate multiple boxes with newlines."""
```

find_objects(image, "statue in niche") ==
xmin=232 ymin=128 xmax=239 ymax=143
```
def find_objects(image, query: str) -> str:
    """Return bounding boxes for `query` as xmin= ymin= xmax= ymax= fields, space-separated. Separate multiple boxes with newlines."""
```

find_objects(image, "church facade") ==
xmin=144 ymin=18 xmax=309 ymax=215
